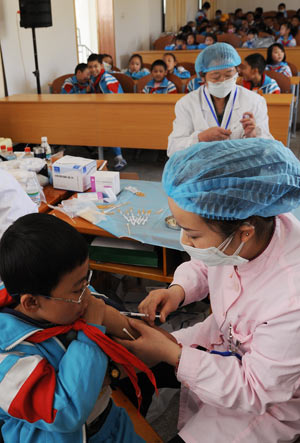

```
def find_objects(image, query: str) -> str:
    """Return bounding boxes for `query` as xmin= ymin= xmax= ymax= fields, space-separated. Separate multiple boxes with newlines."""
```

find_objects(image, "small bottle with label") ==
xmin=26 ymin=172 xmax=41 ymax=207
xmin=41 ymin=136 xmax=52 ymax=183
xmin=23 ymin=147 xmax=33 ymax=158
xmin=6 ymin=146 xmax=17 ymax=160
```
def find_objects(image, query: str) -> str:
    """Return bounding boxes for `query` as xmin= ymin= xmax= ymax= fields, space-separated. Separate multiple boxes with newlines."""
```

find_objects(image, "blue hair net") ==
xmin=195 ymin=42 xmax=241 ymax=76
xmin=162 ymin=139 xmax=300 ymax=220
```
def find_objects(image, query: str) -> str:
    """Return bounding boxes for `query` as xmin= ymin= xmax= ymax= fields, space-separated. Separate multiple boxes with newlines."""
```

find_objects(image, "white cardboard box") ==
xmin=52 ymin=156 xmax=97 ymax=192
xmin=90 ymin=171 xmax=120 ymax=195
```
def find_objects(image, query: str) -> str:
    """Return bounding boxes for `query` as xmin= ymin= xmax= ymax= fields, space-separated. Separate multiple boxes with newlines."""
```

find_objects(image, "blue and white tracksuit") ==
xmin=142 ymin=77 xmax=177 ymax=94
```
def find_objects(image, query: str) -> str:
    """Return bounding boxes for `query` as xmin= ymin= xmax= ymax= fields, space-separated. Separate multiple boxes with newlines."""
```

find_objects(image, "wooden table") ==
xmin=49 ymin=206 xmax=175 ymax=283
xmin=138 ymin=48 xmax=300 ymax=71
xmin=0 ymin=93 xmax=294 ymax=147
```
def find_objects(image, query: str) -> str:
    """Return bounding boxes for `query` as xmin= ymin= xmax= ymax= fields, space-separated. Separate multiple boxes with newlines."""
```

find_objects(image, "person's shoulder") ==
xmin=237 ymin=85 xmax=265 ymax=101
xmin=176 ymin=88 xmax=200 ymax=105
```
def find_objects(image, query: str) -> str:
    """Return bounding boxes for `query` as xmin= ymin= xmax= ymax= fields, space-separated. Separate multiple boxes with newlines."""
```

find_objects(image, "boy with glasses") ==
xmin=0 ymin=213 xmax=157 ymax=442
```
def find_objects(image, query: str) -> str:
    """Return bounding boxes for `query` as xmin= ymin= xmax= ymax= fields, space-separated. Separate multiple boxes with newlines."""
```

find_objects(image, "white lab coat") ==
xmin=167 ymin=85 xmax=274 ymax=157
xmin=0 ymin=169 xmax=37 ymax=285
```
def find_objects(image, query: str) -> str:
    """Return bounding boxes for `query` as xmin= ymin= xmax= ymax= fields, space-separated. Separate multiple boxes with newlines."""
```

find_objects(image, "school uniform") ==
xmin=266 ymin=62 xmax=292 ymax=78
xmin=91 ymin=69 xmax=123 ymax=93
xmin=186 ymin=77 xmax=204 ymax=92
xmin=242 ymin=73 xmax=281 ymax=94
xmin=186 ymin=44 xmax=199 ymax=50
xmin=122 ymin=68 xmax=150 ymax=80
xmin=167 ymin=84 xmax=273 ymax=156
xmin=0 ymin=285 xmax=144 ymax=443
xmin=172 ymin=67 xmax=191 ymax=79
xmin=143 ymin=77 xmax=177 ymax=94
xmin=171 ymin=213 xmax=300 ymax=443
xmin=276 ymin=35 xmax=296 ymax=47
xmin=61 ymin=75 xmax=91 ymax=94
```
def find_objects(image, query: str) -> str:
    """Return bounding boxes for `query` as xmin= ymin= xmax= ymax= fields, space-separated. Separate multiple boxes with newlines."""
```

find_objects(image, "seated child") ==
xmin=186 ymin=33 xmax=198 ymax=49
xmin=198 ymin=33 xmax=217 ymax=49
xmin=0 ymin=213 xmax=157 ymax=442
xmin=186 ymin=75 xmax=204 ymax=93
xmin=276 ymin=22 xmax=296 ymax=47
xmin=87 ymin=53 xmax=123 ymax=93
xmin=266 ymin=43 xmax=292 ymax=77
xmin=142 ymin=60 xmax=177 ymax=94
xmin=61 ymin=63 xmax=92 ymax=94
xmin=241 ymin=53 xmax=281 ymax=94
xmin=242 ymin=28 xmax=259 ymax=48
xmin=163 ymin=53 xmax=191 ymax=79
xmin=122 ymin=54 xmax=150 ymax=79
xmin=164 ymin=35 xmax=186 ymax=50
xmin=87 ymin=53 xmax=127 ymax=170
xmin=101 ymin=53 xmax=114 ymax=72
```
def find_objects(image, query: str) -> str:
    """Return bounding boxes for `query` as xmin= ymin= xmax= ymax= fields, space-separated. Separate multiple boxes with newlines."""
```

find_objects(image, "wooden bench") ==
xmin=0 ymin=93 xmax=293 ymax=148
xmin=137 ymin=48 xmax=300 ymax=72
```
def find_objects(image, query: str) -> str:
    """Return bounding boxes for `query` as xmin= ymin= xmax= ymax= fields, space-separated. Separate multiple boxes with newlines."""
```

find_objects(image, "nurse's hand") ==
xmin=138 ymin=285 xmax=185 ymax=324
xmin=198 ymin=127 xmax=232 ymax=142
xmin=240 ymin=112 xmax=256 ymax=137
xmin=115 ymin=318 xmax=182 ymax=367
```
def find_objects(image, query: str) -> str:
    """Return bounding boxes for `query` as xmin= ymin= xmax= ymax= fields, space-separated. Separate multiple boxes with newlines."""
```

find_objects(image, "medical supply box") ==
xmin=90 ymin=171 xmax=120 ymax=195
xmin=52 ymin=156 xmax=97 ymax=192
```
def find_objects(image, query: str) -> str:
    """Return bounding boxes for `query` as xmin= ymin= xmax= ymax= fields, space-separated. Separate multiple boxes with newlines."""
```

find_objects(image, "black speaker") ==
xmin=19 ymin=0 xmax=52 ymax=28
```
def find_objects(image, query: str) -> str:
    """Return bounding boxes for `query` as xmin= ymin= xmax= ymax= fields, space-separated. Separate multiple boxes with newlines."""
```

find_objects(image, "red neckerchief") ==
xmin=93 ymin=69 xmax=105 ymax=92
xmin=0 ymin=287 xmax=157 ymax=411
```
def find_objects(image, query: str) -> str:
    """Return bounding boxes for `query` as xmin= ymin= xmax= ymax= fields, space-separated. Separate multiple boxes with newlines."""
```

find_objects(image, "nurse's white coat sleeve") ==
xmin=252 ymin=95 xmax=274 ymax=140
xmin=176 ymin=309 xmax=300 ymax=414
xmin=167 ymin=99 xmax=201 ymax=157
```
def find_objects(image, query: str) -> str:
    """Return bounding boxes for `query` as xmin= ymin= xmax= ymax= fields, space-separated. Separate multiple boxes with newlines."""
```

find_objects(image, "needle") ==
xmin=120 ymin=311 xmax=161 ymax=318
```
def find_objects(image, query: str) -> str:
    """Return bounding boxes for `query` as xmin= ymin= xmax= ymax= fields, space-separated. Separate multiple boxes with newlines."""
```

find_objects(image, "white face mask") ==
xmin=180 ymin=229 xmax=249 ymax=267
xmin=103 ymin=62 xmax=112 ymax=72
xmin=207 ymin=72 xmax=238 ymax=98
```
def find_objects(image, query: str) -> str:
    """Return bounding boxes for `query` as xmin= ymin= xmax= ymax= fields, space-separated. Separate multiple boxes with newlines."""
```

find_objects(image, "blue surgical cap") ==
xmin=195 ymin=42 xmax=241 ymax=76
xmin=162 ymin=139 xmax=300 ymax=220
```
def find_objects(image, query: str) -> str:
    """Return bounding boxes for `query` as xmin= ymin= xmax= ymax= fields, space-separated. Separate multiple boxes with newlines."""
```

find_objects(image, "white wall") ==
xmin=114 ymin=0 xmax=162 ymax=69
xmin=75 ymin=0 xmax=98 ymax=60
xmin=186 ymin=0 xmax=199 ymax=22
xmin=0 ymin=0 xmax=78 ymax=95
xmin=216 ymin=0 xmax=300 ymax=13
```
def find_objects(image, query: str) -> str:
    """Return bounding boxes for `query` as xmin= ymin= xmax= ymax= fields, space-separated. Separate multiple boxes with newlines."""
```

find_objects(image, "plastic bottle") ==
xmin=0 ymin=145 xmax=7 ymax=159
xmin=6 ymin=146 xmax=17 ymax=160
xmin=26 ymin=172 xmax=41 ymax=207
xmin=23 ymin=147 xmax=33 ymax=158
xmin=41 ymin=137 xmax=53 ymax=184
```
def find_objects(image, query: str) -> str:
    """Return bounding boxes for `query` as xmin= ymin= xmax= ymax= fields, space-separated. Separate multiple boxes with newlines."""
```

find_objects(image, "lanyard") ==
xmin=203 ymin=86 xmax=238 ymax=130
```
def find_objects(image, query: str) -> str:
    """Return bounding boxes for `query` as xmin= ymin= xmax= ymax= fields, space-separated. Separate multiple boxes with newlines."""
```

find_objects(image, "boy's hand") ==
xmin=82 ymin=295 xmax=106 ymax=326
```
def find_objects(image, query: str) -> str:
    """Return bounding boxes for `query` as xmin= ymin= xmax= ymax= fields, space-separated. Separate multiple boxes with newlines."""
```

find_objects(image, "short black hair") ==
xmin=204 ymin=33 xmax=217 ymax=43
xmin=247 ymin=27 xmax=258 ymax=36
xmin=151 ymin=59 xmax=167 ymax=71
xmin=87 ymin=53 xmax=103 ymax=64
xmin=203 ymin=2 xmax=210 ymax=10
xmin=216 ymin=9 xmax=222 ymax=14
xmin=129 ymin=53 xmax=144 ymax=69
xmin=0 ymin=213 xmax=89 ymax=297
xmin=266 ymin=42 xmax=286 ymax=64
xmin=245 ymin=53 xmax=266 ymax=75
xmin=102 ymin=53 xmax=113 ymax=63
xmin=75 ymin=63 xmax=88 ymax=74
xmin=278 ymin=3 xmax=286 ymax=8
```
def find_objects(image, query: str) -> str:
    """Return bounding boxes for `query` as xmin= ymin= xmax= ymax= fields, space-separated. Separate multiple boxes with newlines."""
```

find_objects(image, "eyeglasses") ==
xmin=29 ymin=270 xmax=93 ymax=304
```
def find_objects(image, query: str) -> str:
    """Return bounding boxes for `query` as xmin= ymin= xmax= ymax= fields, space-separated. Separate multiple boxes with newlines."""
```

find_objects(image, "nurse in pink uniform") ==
xmin=118 ymin=138 xmax=300 ymax=443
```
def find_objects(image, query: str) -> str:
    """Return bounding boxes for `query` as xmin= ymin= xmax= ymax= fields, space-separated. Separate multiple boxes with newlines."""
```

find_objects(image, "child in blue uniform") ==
xmin=142 ymin=60 xmax=177 ymax=94
xmin=122 ymin=54 xmax=150 ymax=80
xmin=276 ymin=22 xmax=296 ymax=47
xmin=163 ymin=53 xmax=191 ymax=79
xmin=186 ymin=33 xmax=198 ymax=49
xmin=266 ymin=43 xmax=292 ymax=77
xmin=241 ymin=53 xmax=281 ymax=94
xmin=61 ymin=63 xmax=92 ymax=94
xmin=87 ymin=53 xmax=127 ymax=170
xmin=0 ymin=213 xmax=158 ymax=443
